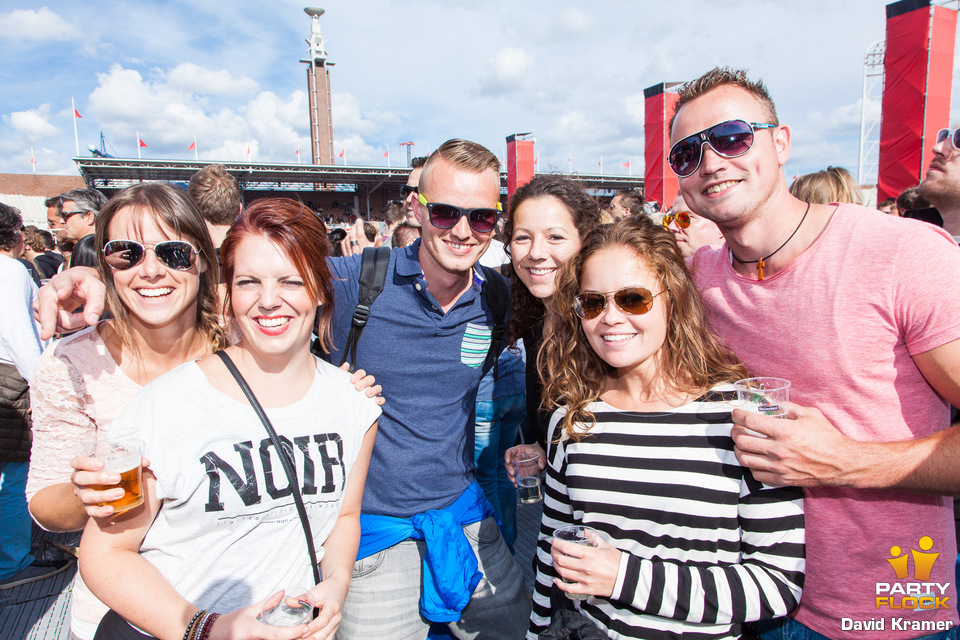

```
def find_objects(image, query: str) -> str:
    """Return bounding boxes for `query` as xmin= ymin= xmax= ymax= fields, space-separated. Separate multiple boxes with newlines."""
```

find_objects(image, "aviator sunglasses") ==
xmin=662 ymin=211 xmax=690 ymax=229
xmin=936 ymin=127 xmax=960 ymax=151
xmin=102 ymin=239 xmax=199 ymax=271
xmin=417 ymin=193 xmax=502 ymax=233
xmin=573 ymin=286 xmax=669 ymax=320
xmin=669 ymin=119 xmax=777 ymax=178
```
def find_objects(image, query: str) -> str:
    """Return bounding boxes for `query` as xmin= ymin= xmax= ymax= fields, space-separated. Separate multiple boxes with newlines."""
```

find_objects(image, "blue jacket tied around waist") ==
xmin=356 ymin=481 xmax=497 ymax=622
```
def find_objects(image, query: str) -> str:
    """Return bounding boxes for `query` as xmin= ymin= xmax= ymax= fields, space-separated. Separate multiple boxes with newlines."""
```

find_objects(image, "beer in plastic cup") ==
xmin=83 ymin=436 xmax=145 ymax=513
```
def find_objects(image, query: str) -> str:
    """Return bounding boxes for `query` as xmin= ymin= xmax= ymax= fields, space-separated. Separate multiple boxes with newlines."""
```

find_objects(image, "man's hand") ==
xmin=34 ymin=267 xmax=106 ymax=340
xmin=731 ymin=402 xmax=867 ymax=487
xmin=340 ymin=221 xmax=372 ymax=257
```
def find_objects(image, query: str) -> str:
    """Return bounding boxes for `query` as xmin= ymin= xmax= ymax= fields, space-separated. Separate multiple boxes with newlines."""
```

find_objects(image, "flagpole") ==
xmin=137 ymin=131 xmax=141 ymax=159
xmin=600 ymin=155 xmax=603 ymax=176
xmin=30 ymin=147 xmax=36 ymax=173
xmin=297 ymin=145 xmax=301 ymax=165
xmin=387 ymin=146 xmax=391 ymax=168
xmin=72 ymin=98 xmax=80 ymax=157
xmin=568 ymin=153 xmax=572 ymax=174
xmin=193 ymin=136 xmax=198 ymax=161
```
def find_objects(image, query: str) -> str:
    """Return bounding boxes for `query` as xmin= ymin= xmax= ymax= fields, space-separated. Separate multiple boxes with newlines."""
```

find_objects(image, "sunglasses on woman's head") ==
xmin=668 ymin=119 xmax=777 ymax=178
xmin=102 ymin=240 xmax=199 ymax=271
xmin=573 ymin=286 xmax=669 ymax=320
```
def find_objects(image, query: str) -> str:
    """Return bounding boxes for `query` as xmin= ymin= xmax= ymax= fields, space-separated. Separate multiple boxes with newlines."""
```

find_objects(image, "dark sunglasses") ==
xmin=417 ymin=193 xmax=502 ymax=233
xmin=102 ymin=239 xmax=199 ymax=271
xmin=669 ymin=119 xmax=777 ymax=177
xmin=662 ymin=211 xmax=690 ymax=229
xmin=400 ymin=184 xmax=418 ymax=198
xmin=58 ymin=210 xmax=86 ymax=223
xmin=574 ymin=286 xmax=669 ymax=320
xmin=936 ymin=127 xmax=960 ymax=151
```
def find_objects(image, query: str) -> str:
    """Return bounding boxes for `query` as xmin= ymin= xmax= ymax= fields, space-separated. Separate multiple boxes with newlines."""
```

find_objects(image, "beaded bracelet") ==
xmin=182 ymin=610 xmax=206 ymax=640
xmin=196 ymin=612 xmax=221 ymax=640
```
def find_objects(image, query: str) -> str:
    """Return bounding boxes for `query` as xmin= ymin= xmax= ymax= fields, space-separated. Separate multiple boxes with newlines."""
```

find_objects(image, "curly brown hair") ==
xmin=540 ymin=217 xmax=748 ymax=440
xmin=503 ymin=175 xmax=602 ymax=344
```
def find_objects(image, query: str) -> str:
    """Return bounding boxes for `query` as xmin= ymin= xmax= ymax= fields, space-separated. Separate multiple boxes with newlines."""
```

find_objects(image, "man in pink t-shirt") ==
xmin=670 ymin=67 xmax=960 ymax=640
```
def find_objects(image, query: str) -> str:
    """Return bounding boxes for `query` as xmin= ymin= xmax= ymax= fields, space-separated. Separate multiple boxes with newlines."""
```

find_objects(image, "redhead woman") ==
xmin=27 ymin=186 xmax=379 ymax=640
xmin=78 ymin=198 xmax=380 ymax=640
xmin=528 ymin=218 xmax=804 ymax=639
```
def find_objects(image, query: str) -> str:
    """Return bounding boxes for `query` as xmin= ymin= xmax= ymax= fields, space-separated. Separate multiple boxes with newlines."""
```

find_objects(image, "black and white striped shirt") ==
xmin=529 ymin=394 xmax=805 ymax=640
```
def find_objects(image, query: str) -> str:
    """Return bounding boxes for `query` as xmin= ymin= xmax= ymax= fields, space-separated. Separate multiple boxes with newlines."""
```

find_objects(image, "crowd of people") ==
xmin=1 ymin=65 xmax=959 ymax=640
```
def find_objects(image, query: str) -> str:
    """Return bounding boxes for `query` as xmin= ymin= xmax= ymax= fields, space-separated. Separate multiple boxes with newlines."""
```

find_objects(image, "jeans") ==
xmin=474 ymin=394 xmax=525 ymax=551
xmin=755 ymin=616 xmax=957 ymax=640
xmin=337 ymin=516 xmax=530 ymax=640
xmin=0 ymin=461 xmax=33 ymax=580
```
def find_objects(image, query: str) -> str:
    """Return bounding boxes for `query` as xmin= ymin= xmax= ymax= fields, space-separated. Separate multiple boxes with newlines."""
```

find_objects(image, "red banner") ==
xmin=644 ymin=83 xmax=680 ymax=209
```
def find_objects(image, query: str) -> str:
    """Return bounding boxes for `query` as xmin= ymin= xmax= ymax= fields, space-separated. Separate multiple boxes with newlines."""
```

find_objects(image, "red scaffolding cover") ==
xmin=506 ymin=134 xmax=535 ymax=201
xmin=644 ymin=83 xmax=680 ymax=209
xmin=878 ymin=0 xmax=957 ymax=201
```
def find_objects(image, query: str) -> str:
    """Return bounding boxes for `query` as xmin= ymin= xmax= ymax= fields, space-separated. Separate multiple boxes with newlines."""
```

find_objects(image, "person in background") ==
xmin=187 ymin=164 xmax=243 ymax=250
xmin=381 ymin=201 xmax=406 ymax=248
xmin=529 ymin=218 xmax=804 ymax=639
xmin=46 ymin=188 xmax=106 ymax=247
xmin=919 ymin=124 xmax=960 ymax=239
xmin=390 ymin=222 xmax=419 ymax=248
xmin=789 ymin=166 xmax=862 ymax=205
xmin=402 ymin=156 xmax=428 ymax=229
xmin=877 ymin=198 xmax=899 ymax=216
xmin=608 ymin=188 xmax=643 ymax=220
xmin=662 ymin=192 xmax=724 ymax=258
xmin=0 ymin=203 xmax=50 ymax=588
xmin=23 ymin=227 xmax=64 ymax=280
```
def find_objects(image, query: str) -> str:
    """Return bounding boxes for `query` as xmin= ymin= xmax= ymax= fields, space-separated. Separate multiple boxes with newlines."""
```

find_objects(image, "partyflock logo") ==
xmin=842 ymin=536 xmax=952 ymax=632
xmin=875 ymin=536 xmax=949 ymax=610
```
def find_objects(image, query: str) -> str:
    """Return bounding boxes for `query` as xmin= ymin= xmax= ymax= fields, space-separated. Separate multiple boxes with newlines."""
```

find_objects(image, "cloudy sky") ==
xmin=1 ymin=0 xmax=958 ymax=186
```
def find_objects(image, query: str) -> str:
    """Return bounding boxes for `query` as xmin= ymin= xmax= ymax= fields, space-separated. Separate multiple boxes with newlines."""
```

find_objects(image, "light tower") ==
xmin=301 ymin=7 xmax=334 ymax=165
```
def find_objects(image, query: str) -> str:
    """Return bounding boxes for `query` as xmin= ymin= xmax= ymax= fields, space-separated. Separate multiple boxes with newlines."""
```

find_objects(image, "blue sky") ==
xmin=1 ymin=0 xmax=957 ymax=187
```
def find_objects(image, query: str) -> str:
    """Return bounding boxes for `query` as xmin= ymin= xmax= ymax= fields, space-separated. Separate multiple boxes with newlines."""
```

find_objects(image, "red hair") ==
xmin=220 ymin=198 xmax=334 ymax=352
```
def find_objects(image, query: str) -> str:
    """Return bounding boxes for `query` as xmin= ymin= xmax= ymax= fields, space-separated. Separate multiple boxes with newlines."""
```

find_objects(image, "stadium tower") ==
xmin=302 ymin=7 xmax=335 ymax=165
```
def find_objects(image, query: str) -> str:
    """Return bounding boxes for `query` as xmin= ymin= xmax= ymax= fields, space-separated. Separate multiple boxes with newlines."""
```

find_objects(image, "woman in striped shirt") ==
xmin=529 ymin=218 xmax=805 ymax=640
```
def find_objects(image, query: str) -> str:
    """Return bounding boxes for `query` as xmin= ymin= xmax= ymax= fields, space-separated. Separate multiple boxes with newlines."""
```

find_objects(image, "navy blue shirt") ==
xmin=326 ymin=241 xmax=507 ymax=517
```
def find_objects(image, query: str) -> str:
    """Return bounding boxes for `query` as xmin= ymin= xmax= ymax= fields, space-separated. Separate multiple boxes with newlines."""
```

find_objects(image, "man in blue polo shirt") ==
xmin=328 ymin=139 xmax=528 ymax=639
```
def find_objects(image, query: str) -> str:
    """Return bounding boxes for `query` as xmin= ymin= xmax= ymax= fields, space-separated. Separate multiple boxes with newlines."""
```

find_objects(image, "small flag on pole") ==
xmin=339 ymin=148 xmax=345 ymax=157
xmin=74 ymin=108 xmax=82 ymax=118
xmin=187 ymin=141 xmax=196 ymax=151
xmin=72 ymin=98 xmax=81 ymax=157
xmin=621 ymin=161 xmax=630 ymax=168
xmin=30 ymin=147 xmax=36 ymax=173
xmin=138 ymin=137 xmax=148 ymax=148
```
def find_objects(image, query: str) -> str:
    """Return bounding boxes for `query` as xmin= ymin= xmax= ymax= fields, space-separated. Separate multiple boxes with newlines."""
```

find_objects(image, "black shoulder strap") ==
xmin=340 ymin=246 xmax=391 ymax=372
xmin=478 ymin=265 xmax=509 ymax=380
xmin=215 ymin=350 xmax=321 ymax=586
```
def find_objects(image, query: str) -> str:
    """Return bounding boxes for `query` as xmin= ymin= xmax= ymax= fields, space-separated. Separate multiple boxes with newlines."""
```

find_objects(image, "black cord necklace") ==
xmin=729 ymin=202 xmax=811 ymax=280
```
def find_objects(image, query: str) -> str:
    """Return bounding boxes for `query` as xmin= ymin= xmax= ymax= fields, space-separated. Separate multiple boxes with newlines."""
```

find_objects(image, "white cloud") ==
xmin=556 ymin=7 xmax=591 ymax=33
xmin=478 ymin=47 xmax=534 ymax=96
xmin=0 ymin=7 xmax=75 ymax=42
xmin=167 ymin=63 xmax=259 ymax=97
xmin=3 ymin=104 xmax=60 ymax=140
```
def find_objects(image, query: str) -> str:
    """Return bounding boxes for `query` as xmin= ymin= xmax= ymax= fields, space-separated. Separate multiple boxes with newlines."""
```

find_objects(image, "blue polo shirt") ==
xmin=325 ymin=240 xmax=508 ymax=518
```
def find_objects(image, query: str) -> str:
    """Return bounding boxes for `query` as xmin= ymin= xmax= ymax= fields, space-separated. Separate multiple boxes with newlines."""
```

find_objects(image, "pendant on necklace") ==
xmin=757 ymin=257 xmax=764 ymax=280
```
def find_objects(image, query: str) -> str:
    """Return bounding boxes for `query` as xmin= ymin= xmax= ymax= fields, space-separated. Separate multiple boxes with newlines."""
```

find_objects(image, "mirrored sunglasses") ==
xmin=669 ymin=119 xmax=777 ymax=178
xmin=417 ymin=193 xmax=502 ymax=233
xmin=573 ymin=286 xmax=669 ymax=320
xmin=662 ymin=211 xmax=691 ymax=229
xmin=936 ymin=127 xmax=960 ymax=151
xmin=102 ymin=239 xmax=199 ymax=271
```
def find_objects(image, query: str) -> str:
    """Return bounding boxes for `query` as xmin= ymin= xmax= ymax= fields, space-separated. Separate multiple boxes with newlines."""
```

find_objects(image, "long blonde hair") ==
xmin=540 ymin=217 xmax=747 ymax=440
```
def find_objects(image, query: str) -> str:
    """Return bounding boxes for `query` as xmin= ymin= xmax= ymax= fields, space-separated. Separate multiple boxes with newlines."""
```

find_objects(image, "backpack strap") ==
xmin=339 ymin=247 xmax=391 ymax=372
xmin=478 ymin=265 xmax=509 ymax=380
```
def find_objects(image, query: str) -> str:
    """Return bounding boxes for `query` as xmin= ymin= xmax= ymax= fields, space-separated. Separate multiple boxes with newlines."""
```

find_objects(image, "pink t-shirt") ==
xmin=693 ymin=204 xmax=960 ymax=639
